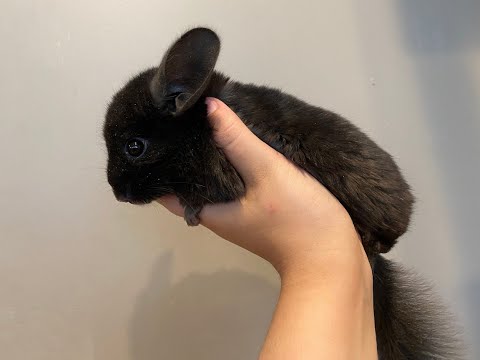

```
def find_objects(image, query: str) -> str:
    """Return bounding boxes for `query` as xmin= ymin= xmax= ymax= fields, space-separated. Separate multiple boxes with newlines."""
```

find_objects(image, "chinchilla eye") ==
xmin=125 ymin=138 xmax=146 ymax=157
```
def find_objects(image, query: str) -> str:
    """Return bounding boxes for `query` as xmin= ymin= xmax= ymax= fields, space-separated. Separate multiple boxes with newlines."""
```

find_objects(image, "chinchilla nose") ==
xmin=114 ymin=183 xmax=133 ymax=203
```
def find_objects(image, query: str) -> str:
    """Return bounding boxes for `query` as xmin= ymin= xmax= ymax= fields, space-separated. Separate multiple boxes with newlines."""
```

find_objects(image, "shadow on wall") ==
xmin=129 ymin=253 xmax=279 ymax=360
xmin=394 ymin=1 xmax=480 ymax=356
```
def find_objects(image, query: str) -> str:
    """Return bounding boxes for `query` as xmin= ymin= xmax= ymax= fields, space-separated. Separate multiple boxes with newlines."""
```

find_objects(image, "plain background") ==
xmin=1 ymin=0 xmax=479 ymax=359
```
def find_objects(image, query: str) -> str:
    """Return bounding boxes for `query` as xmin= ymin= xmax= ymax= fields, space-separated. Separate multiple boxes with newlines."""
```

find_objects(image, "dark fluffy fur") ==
xmin=103 ymin=28 xmax=463 ymax=358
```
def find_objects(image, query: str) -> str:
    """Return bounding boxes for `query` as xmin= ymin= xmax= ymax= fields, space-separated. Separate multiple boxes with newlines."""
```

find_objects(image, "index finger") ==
xmin=206 ymin=97 xmax=282 ymax=186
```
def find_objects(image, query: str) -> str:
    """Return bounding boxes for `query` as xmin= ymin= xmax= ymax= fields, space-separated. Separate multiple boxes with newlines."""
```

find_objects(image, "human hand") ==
xmin=159 ymin=98 xmax=377 ymax=359
xmin=158 ymin=98 xmax=370 ymax=282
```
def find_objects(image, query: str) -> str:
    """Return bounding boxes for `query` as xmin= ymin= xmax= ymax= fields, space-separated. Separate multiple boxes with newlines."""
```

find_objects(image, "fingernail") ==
xmin=206 ymin=97 xmax=218 ymax=115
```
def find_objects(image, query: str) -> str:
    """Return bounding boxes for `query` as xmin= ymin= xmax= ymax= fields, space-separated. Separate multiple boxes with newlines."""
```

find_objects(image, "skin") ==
xmin=158 ymin=98 xmax=378 ymax=360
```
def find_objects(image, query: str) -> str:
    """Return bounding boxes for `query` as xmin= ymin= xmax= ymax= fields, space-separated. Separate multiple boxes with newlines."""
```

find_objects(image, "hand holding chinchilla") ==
xmin=159 ymin=97 xmax=366 ymax=275
xmin=159 ymin=97 xmax=378 ymax=360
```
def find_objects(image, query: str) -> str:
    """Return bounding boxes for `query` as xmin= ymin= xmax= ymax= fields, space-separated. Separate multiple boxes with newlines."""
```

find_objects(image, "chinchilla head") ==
xmin=103 ymin=28 xmax=222 ymax=204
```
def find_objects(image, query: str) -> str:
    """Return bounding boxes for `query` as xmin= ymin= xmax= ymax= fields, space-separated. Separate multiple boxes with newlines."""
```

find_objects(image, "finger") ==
xmin=157 ymin=194 xmax=242 ymax=234
xmin=158 ymin=193 xmax=244 ymax=239
xmin=199 ymin=199 xmax=242 ymax=230
xmin=199 ymin=200 xmax=255 ymax=249
xmin=206 ymin=97 xmax=282 ymax=185
xmin=156 ymin=195 xmax=184 ymax=217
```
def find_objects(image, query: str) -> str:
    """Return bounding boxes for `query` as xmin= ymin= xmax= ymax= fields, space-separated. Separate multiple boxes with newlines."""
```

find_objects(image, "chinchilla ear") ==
xmin=150 ymin=27 xmax=220 ymax=115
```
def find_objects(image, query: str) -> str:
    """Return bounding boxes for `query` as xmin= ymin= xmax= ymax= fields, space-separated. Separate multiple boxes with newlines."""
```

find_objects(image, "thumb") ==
xmin=206 ymin=97 xmax=281 ymax=186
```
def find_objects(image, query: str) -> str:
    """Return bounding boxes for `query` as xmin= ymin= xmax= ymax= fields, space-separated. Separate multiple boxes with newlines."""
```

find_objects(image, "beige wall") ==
xmin=1 ymin=1 xmax=478 ymax=358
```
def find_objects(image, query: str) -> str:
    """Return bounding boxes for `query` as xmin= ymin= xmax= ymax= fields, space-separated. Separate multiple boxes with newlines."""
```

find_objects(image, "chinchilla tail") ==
xmin=372 ymin=255 xmax=465 ymax=360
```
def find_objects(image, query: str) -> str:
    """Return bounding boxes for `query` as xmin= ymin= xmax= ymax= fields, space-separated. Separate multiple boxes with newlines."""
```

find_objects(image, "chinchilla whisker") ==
xmin=163 ymin=181 xmax=206 ymax=188
xmin=197 ymin=193 xmax=214 ymax=204
xmin=176 ymin=193 xmax=192 ymax=209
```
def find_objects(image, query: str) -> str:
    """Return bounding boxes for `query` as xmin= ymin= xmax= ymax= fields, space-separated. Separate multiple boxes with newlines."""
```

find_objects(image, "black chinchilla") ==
xmin=103 ymin=28 xmax=463 ymax=359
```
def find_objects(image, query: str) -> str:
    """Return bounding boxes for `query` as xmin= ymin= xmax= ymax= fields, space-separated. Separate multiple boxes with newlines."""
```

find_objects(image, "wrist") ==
xmin=263 ymin=249 xmax=376 ymax=360
xmin=276 ymin=236 xmax=373 ymax=298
